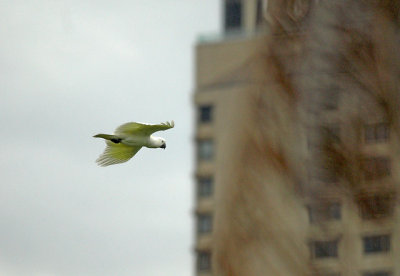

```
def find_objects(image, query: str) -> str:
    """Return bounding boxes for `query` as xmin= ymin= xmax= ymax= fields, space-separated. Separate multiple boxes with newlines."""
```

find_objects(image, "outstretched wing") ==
xmin=114 ymin=120 xmax=174 ymax=136
xmin=96 ymin=142 xmax=142 ymax=167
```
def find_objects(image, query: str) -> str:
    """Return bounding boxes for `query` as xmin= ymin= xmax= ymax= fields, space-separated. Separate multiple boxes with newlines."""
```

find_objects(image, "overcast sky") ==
xmin=0 ymin=1 xmax=219 ymax=275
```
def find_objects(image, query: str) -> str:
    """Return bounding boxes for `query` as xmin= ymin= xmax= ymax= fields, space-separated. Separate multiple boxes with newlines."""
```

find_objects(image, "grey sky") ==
xmin=0 ymin=1 xmax=219 ymax=275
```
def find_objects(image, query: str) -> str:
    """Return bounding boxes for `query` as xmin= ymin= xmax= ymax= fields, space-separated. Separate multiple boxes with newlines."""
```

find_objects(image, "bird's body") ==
xmin=93 ymin=121 xmax=174 ymax=166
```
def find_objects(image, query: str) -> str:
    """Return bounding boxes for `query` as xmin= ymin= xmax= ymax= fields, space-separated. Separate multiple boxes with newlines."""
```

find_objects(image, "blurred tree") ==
xmin=212 ymin=0 xmax=400 ymax=275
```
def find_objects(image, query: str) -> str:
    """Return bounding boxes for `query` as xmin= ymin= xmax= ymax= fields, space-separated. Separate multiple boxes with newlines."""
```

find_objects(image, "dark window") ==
xmin=358 ymin=193 xmax=394 ymax=219
xmin=197 ymin=251 xmax=211 ymax=271
xmin=308 ymin=166 xmax=338 ymax=183
xmin=365 ymin=125 xmax=375 ymax=142
xmin=197 ymin=213 xmax=212 ymax=234
xmin=363 ymin=157 xmax=391 ymax=180
xmin=376 ymin=123 xmax=389 ymax=141
xmin=308 ymin=202 xmax=341 ymax=223
xmin=363 ymin=235 xmax=390 ymax=254
xmin=198 ymin=139 xmax=214 ymax=161
xmin=198 ymin=177 xmax=213 ymax=197
xmin=328 ymin=202 xmax=341 ymax=220
xmin=307 ymin=125 xmax=340 ymax=151
xmin=199 ymin=105 xmax=213 ymax=123
xmin=363 ymin=271 xmax=391 ymax=276
xmin=307 ymin=206 xmax=316 ymax=223
xmin=365 ymin=123 xmax=390 ymax=143
xmin=311 ymin=240 xmax=338 ymax=258
xmin=256 ymin=0 xmax=264 ymax=26
xmin=224 ymin=0 xmax=242 ymax=31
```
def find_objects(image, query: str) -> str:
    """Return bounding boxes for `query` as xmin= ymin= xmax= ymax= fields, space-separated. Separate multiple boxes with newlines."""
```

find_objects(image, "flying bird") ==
xmin=93 ymin=121 xmax=174 ymax=166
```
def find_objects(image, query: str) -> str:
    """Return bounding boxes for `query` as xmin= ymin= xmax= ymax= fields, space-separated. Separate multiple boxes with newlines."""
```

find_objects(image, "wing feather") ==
xmin=115 ymin=120 xmax=174 ymax=136
xmin=96 ymin=142 xmax=142 ymax=167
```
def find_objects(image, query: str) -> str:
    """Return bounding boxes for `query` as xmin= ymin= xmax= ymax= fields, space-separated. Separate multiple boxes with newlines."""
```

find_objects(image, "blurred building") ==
xmin=193 ymin=1 xmax=265 ymax=275
xmin=193 ymin=1 xmax=400 ymax=276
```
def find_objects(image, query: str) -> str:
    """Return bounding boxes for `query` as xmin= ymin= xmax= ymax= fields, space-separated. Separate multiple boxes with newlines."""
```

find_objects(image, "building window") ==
xmin=224 ymin=0 xmax=242 ymax=31
xmin=363 ymin=157 xmax=391 ymax=180
xmin=363 ymin=235 xmax=390 ymax=254
xmin=311 ymin=240 xmax=338 ymax=259
xmin=198 ymin=105 xmax=213 ymax=123
xmin=198 ymin=177 xmax=213 ymax=198
xmin=358 ymin=193 xmax=394 ymax=220
xmin=365 ymin=123 xmax=389 ymax=143
xmin=307 ymin=125 xmax=340 ymax=151
xmin=363 ymin=271 xmax=391 ymax=276
xmin=307 ymin=206 xmax=315 ymax=223
xmin=307 ymin=202 xmax=341 ymax=223
xmin=308 ymin=166 xmax=338 ymax=183
xmin=328 ymin=203 xmax=341 ymax=220
xmin=256 ymin=0 xmax=264 ymax=26
xmin=197 ymin=213 xmax=212 ymax=234
xmin=197 ymin=251 xmax=211 ymax=272
xmin=198 ymin=139 xmax=214 ymax=161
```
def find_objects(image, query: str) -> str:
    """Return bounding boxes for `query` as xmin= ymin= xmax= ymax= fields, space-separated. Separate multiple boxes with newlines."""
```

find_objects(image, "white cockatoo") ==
xmin=93 ymin=121 xmax=174 ymax=166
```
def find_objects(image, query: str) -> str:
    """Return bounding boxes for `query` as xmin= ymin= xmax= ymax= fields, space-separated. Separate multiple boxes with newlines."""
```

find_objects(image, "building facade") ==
xmin=194 ymin=0 xmax=400 ymax=275
xmin=194 ymin=1 xmax=265 ymax=275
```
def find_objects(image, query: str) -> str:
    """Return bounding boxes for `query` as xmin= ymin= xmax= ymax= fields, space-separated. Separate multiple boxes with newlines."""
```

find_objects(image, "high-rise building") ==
xmin=193 ymin=1 xmax=265 ymax=275
xmin=193 ymin=1 xmax=400 ymax=275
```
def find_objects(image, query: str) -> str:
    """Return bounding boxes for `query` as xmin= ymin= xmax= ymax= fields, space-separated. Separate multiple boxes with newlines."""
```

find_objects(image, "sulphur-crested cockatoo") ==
xmin=93 ymin=121 xmax=174 ymax=166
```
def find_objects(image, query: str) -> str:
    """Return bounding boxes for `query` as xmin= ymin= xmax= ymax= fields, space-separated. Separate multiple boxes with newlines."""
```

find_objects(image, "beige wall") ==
xmin=195 ymin=35 xmax=266 ymax=90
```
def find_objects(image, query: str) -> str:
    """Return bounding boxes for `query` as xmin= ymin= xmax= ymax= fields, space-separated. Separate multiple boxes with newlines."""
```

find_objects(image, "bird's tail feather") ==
xmin=93 ymin=134 xmax=119 ymax=141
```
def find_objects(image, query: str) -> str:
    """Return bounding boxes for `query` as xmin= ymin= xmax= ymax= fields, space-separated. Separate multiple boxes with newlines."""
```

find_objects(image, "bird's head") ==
xmin=154 ymin=137 xmax=166 ymax=149
xmin=160 ymin=139 xmax=166 ymax=149
xmin=149 ymin=136 xmax=167 ymax=149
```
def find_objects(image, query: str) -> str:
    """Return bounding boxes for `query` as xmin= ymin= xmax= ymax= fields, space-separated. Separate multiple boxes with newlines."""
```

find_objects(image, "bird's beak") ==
xmin=161 ymin=144 xmax=166 ymax=149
